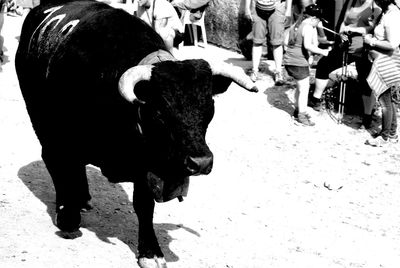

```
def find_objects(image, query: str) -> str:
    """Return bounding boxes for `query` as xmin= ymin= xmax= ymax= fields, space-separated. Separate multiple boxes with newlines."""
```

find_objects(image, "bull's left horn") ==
xmin=206 ymin=60 xmax=259 ymax=93
xmin=119 ymin=65 xmax=154 ymax=102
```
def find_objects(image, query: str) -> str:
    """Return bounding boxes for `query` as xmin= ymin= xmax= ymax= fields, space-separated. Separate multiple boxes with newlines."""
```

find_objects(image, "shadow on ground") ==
xmin=17 ymin=161 xmax=199 ymax=263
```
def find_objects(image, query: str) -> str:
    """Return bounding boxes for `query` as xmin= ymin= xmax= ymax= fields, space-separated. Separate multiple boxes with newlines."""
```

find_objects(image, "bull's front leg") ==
xmin=133 ymin=179 xmax=167 ymax=268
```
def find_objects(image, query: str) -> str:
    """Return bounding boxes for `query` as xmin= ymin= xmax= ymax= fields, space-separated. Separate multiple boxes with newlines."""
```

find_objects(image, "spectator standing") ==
xmin=310 ymin=0 xmax=381 ymax=129
xmin=243 ymin=0 xmax=291 ymax=85
xmin=364 ymin=0 xmax=400 ymax=146
xmin=283 ymin=4 xmax=331 ymax=126
xmin=134 ymin=0 xmax=183 ymax=56
xmin=286 ymin=0 xmax=329 ymax=43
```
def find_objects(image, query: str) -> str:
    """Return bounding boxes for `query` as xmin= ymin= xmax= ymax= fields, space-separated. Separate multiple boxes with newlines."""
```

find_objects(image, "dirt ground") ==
xmin=1 ymin=11 xmax=400 ymax=268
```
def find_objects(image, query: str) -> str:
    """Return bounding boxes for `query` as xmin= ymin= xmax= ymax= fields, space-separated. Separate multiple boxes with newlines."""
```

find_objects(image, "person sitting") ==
xmin=169 ymin=0 xmax=210 ymax=21
xmin=243 ymin=0 xmax=292 ymax=85
xmin=283 ymin=4 xmax=331 ymax=126
xmin=364 ymin=0 xmax=400 ymax=146
xmin=134 ymin=0 xmax=184 ymax=56
xmin=310 ymin=0 xmax=381 ymax=129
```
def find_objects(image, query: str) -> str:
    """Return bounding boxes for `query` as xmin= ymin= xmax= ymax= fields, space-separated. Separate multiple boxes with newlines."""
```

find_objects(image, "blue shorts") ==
xmin=252 ymin=2 xmax=286 ymax=46
xmin=285 ymin=65 xmax=310 ymax=80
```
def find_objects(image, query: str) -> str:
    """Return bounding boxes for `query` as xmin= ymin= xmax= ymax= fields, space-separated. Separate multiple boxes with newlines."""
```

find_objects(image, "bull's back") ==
xmin=16 ymin=0 xmax=164 ymax=155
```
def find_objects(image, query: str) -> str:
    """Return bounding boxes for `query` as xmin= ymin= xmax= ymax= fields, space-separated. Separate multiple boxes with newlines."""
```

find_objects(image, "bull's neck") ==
xmin=138 ymin=50 xmax=176 ymax=65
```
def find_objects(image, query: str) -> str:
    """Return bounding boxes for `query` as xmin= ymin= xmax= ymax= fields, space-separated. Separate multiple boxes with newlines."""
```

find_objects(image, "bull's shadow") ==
xmin=18 ymin=160 xmax=199 ymax=263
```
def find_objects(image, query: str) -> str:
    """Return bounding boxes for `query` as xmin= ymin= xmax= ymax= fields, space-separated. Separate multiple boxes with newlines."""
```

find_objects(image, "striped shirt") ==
xmin=367 ymin=51 xmax=400 ymax=98
xmin=255 ymin=0 xmax=280 ymax=11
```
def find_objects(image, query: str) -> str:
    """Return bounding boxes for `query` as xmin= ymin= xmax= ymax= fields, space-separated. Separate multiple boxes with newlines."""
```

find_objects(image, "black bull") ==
xmin=15 ymin=0 xmax=258 ymax=267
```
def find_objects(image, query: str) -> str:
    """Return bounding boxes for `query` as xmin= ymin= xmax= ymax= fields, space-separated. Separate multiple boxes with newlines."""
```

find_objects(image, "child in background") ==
xmin=283 ymin=4 xmax=331 ymax=126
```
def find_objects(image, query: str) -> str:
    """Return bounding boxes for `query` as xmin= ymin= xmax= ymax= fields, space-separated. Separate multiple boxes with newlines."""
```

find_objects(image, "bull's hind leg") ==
xmin=133 ymin=179 xmax=167 ymax=268
xmin=42 ymin=147 xmax=92 ymax=232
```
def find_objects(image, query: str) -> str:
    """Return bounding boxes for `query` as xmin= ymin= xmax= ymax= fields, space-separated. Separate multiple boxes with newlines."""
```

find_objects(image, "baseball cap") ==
xmin=304 ymin=4 xmax=328 ymax=24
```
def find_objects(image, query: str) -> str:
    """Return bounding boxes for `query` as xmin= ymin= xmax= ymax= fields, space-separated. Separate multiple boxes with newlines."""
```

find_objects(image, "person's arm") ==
xmin=303 ymin=24 xmax=330 ymax=56
xmin=341 ymin=23 xmax=373 ymax=35
xmin=284 ymin=0 xmax=293 ymax=28
xmin=285 ymin=0 xmax=292 ymax=18
xmin=243 ymin=0 xmax=252 ymax=21
xmin=364 ymin=15 xmax=400 ymax=52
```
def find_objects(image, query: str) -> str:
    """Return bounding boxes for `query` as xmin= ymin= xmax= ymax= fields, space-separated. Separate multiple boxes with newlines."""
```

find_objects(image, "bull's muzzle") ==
xmin=184 ymin=155 xmax=213 ymax=176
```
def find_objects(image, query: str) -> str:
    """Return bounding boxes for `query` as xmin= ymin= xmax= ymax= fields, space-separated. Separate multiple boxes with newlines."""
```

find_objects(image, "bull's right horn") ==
xmin=206 ymin=60 xmax=259 ymax=93
xmin=119 ymin=65 xmax=154 ymax=103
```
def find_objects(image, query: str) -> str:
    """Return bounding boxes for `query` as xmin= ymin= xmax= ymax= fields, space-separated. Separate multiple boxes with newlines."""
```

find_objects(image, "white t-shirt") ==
xmin=374 ymin=5 xmax=400 ymax=49
xmin=134 ymin=0 xmax=182 ymax=32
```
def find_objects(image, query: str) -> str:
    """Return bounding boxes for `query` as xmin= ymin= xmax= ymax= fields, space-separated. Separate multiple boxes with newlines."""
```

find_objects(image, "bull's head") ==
xmin=119 ymin=59 xmax=257 ymax=202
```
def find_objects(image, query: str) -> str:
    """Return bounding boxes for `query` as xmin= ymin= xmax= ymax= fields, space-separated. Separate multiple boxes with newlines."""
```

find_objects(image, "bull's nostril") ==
xmin=185 ymin=155 xmax=213 ymax=175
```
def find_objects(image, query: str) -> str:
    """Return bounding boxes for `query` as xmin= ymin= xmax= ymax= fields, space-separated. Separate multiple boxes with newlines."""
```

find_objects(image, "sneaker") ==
xmin=293 ymin=109 xmax=311 ymax=119
xmin=297 ymin=112 xmax=315 ymax=126
xmin=274 ymin=71 xmax=284 ymax=86
xmin=365 ymin=135 xmax=389 ymax=147
xmin=309 ymin=96 xmax=323 ymax=111
xmin=248 ymin=70 xmax=258 ymax=82
xmin=389 ymin=134 xmax=398 ymax=143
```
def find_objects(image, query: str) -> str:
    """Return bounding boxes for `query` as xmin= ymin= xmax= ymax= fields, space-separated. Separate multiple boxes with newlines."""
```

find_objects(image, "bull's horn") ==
xmin=119 ymin=65 xmax=154 ymax=103
xmin=206 ymin=60 xmax=259 ymax=93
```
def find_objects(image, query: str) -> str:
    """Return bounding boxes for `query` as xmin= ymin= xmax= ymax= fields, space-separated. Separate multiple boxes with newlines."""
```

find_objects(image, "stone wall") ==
xmin=205 ymin=0 xmax=244 ymax=51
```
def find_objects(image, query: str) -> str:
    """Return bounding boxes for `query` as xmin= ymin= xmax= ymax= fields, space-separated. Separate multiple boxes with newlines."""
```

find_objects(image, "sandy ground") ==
xmin=1 ymin=11 xmax=400 ymax=268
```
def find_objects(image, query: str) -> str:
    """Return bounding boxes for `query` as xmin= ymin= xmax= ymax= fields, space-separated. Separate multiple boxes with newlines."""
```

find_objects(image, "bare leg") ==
xmin=272 ymin=45 xmax=283 ymax=73
xmin=273 ymin=45 xmax=284 ymax=85
xmin=313 ymin=78 xmax=329 ymax=99
xmin=297 ymin=76 xmax=310 ymax=113
xmin=252 ymin=44 xmax=263 ymax=72
xmin=295 ymin=76 xmax=315 ymax=126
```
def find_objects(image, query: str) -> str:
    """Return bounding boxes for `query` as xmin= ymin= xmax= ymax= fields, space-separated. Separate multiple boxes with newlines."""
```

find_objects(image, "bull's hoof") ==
xmin=138 ymin=257 xmax=167 ymax=268
xmin=80 ymin=200 xmax=94 ymax=212
xmin=55 ymin=206 xmax=81 ymax=232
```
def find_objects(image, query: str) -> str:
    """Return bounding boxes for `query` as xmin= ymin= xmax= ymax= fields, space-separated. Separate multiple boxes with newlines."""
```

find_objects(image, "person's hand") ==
xmin=7 ymin=0 xmax=17 ymax=9
xmin=321 ymin=47 xmax=332 ymax=57
xmin=342 ymin=25 xmax=350 ymax=33
xmin=363 ymin=34 xmax=375 ymax=46
xmin=308 ymin=55 xmax=314 ymax=65
xmin=244 ymin=8 xmax=253 ymax=21
xmin=284 ymin=15 xmax=292 ymax=28
xmin=339 ymin=33 xmax=349 ymax=43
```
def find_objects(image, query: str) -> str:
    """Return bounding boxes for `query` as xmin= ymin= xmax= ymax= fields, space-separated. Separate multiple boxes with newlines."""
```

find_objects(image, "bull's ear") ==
xmin=212 ymin=75 xmax=233 ymax=95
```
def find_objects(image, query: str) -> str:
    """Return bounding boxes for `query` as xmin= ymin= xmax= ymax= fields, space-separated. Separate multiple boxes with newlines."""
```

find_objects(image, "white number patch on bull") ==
xmin=60 ymin=19 xmax=80 ymax=35
xmin=28 ymin=5 xmax=80 ymax=52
